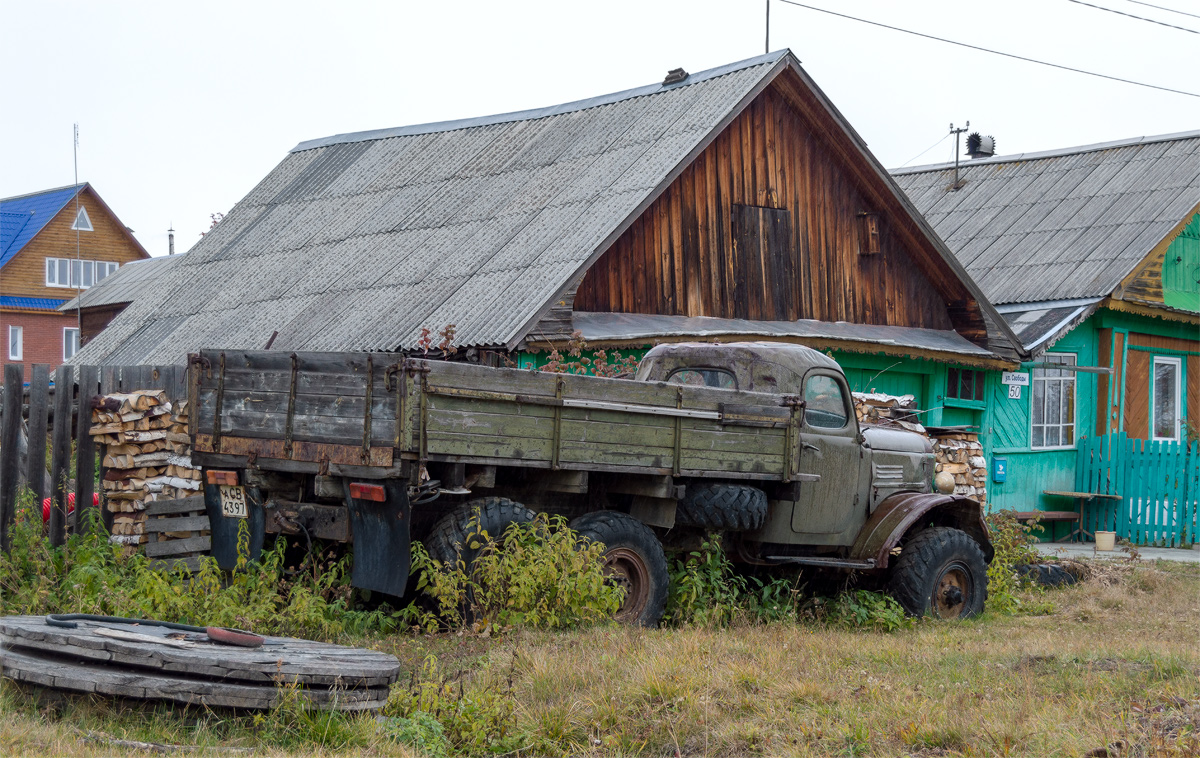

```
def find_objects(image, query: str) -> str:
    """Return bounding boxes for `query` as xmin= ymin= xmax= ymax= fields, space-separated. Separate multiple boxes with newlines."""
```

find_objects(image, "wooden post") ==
xmin=0 ymin=364 xmax=24 ymax=551
xmin=74 ymin=365 xmax=99 ymax=533
xmin=26 ymin=366 xmax=50 ymax=506
xmin=49 ymin=365 xmax=74 ymax=547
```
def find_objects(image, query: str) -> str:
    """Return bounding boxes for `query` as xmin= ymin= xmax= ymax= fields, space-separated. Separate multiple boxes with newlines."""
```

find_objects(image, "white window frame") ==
xmin=63 ymin=327 xmax=81 ymax=361
xmin=1031 ymin=353 xmax=1077 ymax=450
xmin=1151 ymin=355 xmax=1182 ymax=442
xmin=70 ymin=206 xmax=93 ymax=232
xmin=44 ymin=257 xmax=113 ymax=289
xmin=8 ymin=326 xmax=22 ymax=361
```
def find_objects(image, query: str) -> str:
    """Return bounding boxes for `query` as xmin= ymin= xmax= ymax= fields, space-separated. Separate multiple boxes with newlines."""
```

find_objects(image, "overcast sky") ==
xmin=2 ymin=0 xmax=1197 ymax=257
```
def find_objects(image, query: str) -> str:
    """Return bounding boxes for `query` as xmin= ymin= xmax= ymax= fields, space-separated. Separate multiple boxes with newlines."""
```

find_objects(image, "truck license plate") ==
xmin=219 ymin=485 xmax=247 ymax=519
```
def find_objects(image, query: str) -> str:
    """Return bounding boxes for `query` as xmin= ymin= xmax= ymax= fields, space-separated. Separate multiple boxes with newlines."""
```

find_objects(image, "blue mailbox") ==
xmin=992 ymin=457 xmax=1007 ymax=483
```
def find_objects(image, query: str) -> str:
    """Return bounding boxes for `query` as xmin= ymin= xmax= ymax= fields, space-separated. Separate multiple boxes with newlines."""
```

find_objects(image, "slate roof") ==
xmin=0 ymin=185 xmax=85 ymax=266
xmin=77 ymin=49 xmax=1019 ymax=366
xmin=891 ymin=131 xmax=1200 ymax=306
xmin=58 ymin=254 xmax=184 ymax=312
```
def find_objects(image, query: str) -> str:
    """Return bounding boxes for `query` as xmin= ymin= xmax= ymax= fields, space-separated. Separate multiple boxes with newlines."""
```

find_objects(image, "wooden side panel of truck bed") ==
xmin=193 ymin=351 xmax=800 ymax=481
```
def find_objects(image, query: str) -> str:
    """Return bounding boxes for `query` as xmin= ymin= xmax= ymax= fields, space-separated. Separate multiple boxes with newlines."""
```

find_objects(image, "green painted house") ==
xmin=893 ymin=131 xmax=1200 ymax=532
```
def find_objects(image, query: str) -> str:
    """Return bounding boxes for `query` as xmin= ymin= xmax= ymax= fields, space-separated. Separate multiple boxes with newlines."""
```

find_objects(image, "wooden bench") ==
xmin=1011 ymin=511 xmax=1080 ymax=523
xmin=1042 ymin=490 xmax=1123 ymax=543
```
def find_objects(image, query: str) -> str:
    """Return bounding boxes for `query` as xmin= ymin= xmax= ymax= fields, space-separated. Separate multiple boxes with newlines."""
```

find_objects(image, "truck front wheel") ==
xmin=887 ymin=527 xmax=987 ymax=619
xmin=569 ymin=511 xmax=669 ymax=628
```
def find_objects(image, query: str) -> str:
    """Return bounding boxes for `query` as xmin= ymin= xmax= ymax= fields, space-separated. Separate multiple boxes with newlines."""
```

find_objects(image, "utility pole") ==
xmin=765 ymin=0 xmax=770 ymax=54
xmin=949 ymin=121 xmax=970 ymax=190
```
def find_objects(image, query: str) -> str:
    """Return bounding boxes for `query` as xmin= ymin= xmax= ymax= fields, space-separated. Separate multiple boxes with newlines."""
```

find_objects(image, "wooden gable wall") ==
xmin=574 ymin=80 xmax=976 ymax=337
xmin=4 ymin=188 xmax=148 ymax=300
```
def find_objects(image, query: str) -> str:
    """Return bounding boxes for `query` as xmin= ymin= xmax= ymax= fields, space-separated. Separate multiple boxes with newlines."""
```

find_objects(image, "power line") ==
xmin=899 ymin=132 xmax=951 ymax=168
xmin=776 ymin=0 xmax=1200 ymax=98
xmin=1125 ymin=0 xmax=1200 ymax=20
xmin=1066 ymin=0 xmax=1199 ymax=33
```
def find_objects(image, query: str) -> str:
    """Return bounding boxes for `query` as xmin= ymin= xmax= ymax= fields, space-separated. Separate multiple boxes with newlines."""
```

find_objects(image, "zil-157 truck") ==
xmin=190 ymin=342 xmax=992 ymax=626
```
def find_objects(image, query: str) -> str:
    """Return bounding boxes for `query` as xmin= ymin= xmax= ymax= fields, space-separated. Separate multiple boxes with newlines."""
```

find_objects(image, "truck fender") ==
xmin=849 ymin=492 xmax=993 ymax=570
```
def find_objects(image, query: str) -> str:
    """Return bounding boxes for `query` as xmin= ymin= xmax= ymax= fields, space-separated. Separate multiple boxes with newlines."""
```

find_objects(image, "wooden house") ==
xmin=894 ymin=131 xmax=1200 ymax=525
xmin=0 ymin=184 xmax=149 ymax=374
xmin=76 ymin=50 xmax=1020 ymax=380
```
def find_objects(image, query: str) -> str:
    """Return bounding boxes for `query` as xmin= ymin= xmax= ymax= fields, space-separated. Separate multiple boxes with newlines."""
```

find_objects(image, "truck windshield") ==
xmin=667 ymin=368 xmax=737 ymax=390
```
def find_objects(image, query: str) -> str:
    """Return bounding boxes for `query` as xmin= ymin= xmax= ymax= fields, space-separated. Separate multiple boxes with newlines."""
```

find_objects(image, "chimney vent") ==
xmin=168 ymin=225 xmax=175 ymax=255
xmin=966 ymin=133 xmax=996 ymax=159
xmin=663 ymin=68 xmax=689 ymax=85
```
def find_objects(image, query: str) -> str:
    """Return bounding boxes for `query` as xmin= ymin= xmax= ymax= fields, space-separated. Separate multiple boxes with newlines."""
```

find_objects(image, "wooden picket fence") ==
xmin=0 ymin=362 xmax=187 ymax=551
xmin=1075 ymin=432 xmax=1200 ymax=547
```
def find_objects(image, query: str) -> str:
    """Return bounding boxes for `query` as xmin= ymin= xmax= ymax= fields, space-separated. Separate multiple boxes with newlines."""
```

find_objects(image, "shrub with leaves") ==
xmin=0 ymin=489 xmax=400 ymax=640
xmin=665 ymin=535 xmax=800 ymax=627
xmin=984 ymin=509 xmax=1045 ymax=614
xmin=405 ymin=514 xmax=623 ymax=631
xmin=827 ymin=590 xmax=913 ymax=632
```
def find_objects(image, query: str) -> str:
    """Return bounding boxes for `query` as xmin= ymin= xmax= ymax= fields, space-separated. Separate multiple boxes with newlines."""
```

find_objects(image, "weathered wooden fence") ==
xmin=0 ymin=363 xmax=187 ymax=550
xmin=1076 ymin=432 xmax=1200 ymax=547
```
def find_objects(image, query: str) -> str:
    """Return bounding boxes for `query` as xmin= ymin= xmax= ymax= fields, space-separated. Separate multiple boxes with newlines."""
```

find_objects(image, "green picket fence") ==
xmin=1075 ymin=433 xmax=1200 ymax=547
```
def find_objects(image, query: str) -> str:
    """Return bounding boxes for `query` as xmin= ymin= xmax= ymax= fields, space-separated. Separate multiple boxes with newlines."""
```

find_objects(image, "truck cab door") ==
xmin=789 ymin=370 xmax=868 ymax=539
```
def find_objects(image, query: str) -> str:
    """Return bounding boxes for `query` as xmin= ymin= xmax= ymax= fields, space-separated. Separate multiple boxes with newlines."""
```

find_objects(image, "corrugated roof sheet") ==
xmin=76 ymin=52 xmax=791 ymax=365
xmin=57 ymin=254 xmax=184 ymax=311
xmin=0 ymin=296 xmax=69 ymax=311
xmin=891 ymin=132 xmax=1200 ymax=305
xmin=0 ymin=185 xmax=84 ymax=266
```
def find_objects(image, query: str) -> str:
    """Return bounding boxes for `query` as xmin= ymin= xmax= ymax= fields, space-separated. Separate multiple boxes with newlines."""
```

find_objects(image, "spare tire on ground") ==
xmin=676 ymin=483 xmax=768 ymax=531
xmin=1015 ymin=563 xmax=1078 ymax=587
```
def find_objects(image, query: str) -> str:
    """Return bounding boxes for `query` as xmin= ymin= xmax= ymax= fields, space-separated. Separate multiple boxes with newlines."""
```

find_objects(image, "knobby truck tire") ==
xmin=569 ymin=511 xmax=669 ymax=628
xmin=888 ymin=526 xmax=987 ymax=619
xmin=676 ymin=483 xmax=768 ymax=531
xmin=425 ymin=497 xmax=536 ymax=571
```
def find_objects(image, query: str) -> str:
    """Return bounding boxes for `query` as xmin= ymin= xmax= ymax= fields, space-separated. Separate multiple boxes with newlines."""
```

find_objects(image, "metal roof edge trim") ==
xmin=1024 ymin=303 xmax=1100 ymax=354
xmin=995 ymin=296 xmax=1105 ymax=314
xmin=0 ymin=183 xmax=85 ymax=204
xmin=290 ymin=50 xmax=792 ymax=152
xmin=891 ymin=129 xmax=1200 ymax=175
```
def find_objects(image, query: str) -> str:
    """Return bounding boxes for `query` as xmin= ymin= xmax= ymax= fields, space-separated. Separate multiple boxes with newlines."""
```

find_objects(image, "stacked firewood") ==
xmin=852 ymin=392 xmax=926 ymax=433
xmin=930 ymin=432 xmax=988 ymax=504
xmin=90 ymin=391 xmax=202 ymax=553
xmin=850 ymin=392 xmax=987 ymax=504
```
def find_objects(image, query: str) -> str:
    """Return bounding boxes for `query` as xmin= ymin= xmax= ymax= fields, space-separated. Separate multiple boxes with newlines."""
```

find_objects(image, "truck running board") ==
xmin=764 ymin=556 xmax=877 ymax=570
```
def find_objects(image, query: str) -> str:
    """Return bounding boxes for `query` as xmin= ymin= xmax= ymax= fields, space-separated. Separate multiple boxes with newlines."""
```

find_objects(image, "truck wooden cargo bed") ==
xmin=190 ymin=350 xmax=804 ymax=482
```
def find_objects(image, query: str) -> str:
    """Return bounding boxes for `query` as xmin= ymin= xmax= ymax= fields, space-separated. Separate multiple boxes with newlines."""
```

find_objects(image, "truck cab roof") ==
xmin=635 ymin=342 xmax=842 ymax=396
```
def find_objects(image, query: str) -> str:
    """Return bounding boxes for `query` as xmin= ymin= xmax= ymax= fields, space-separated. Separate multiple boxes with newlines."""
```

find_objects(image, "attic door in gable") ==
xmin=730 ymin=204 xmax=793 ymax=321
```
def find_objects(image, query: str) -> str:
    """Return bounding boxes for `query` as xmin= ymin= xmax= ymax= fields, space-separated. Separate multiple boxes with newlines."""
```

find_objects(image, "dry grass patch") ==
xmin=0 ymin=559 xmax=1195 ymax=757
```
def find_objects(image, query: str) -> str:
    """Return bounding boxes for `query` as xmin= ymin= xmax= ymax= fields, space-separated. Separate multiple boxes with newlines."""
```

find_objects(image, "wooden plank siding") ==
xmin=574 ymin=85 xmax=970 ymax=337
xmin=1123 ymin=349 xmax=1151 ymax=439
xmin=2 ymin=188 xmax=147 ymax=301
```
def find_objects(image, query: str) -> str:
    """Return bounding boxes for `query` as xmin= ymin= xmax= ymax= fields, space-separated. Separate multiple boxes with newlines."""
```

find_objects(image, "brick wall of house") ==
xmin=0 ymin=310 xmax=82 ymax=375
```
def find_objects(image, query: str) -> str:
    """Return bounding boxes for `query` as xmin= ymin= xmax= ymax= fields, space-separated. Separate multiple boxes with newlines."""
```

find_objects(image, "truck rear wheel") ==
xmin=569 ymin=511 xmax=669 ymax=628
xmin=676 ymin=483 xmax=768 ymax=531
xmin=425 ymin=497 xmax=535 ymax=570
xmin=887 ymin=527 xmax=987 ymax=619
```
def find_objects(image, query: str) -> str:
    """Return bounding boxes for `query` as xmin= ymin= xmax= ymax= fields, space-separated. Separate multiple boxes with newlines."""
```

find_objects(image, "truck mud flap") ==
xmin=344 ymin=479 xmax=411 ymax=598
xmin=204 ymin=484 xmax=265 ymax=570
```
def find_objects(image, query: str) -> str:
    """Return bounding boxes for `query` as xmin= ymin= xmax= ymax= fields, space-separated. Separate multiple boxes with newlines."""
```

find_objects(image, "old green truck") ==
xmin=191 ymin=342 xmax=992 ymax=625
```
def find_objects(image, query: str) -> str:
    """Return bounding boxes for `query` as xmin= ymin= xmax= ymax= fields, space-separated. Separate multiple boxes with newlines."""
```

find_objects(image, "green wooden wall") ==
xmin=1163 ymin=212 xmax=1199 ymax=312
